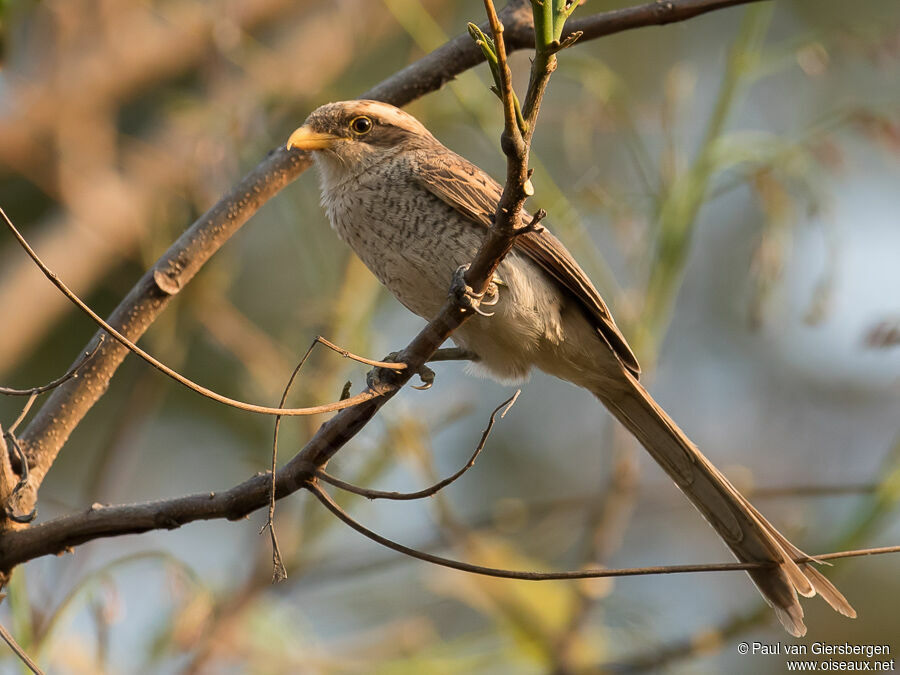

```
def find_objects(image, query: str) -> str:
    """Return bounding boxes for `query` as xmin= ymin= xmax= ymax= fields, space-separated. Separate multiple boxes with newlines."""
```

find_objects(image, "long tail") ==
xmin=596 ymin=371 xmax=855 ymax=636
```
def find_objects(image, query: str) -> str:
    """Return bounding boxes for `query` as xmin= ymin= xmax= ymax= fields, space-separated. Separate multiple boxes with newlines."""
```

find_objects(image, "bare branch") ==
xmin=564 ymin=0 xmax=768 ymax=43
xmin=0 ymin=337 xmax=104 ymax=397
xmin=0 ymin=470 xmax=288 ymax=573
xmin=313 ymin=336 xmax=408 ymax=370
xmin=462 ymin=0 xmax=532 ymax=291
xmin=310 ymin=480 xmax=900 ymax=581
xmin=1 ymin=208 xmax=386 ymax=418
xmin=263 ymin=337 xmax=322 ymax=583
xmin=0 ymin=457 xmax=894 ymax=577
xmin=483 ymin=1 xmax=521 ymax=141
xmin=0 ymin=621 xmax=43 ymax=675
xmin=1 ymin=335 xmax=106 ymax=526
xmin=5 ymin=396 xmax=35 ymax=440
xmin=317 ymin=390 xmax=520 ymax=500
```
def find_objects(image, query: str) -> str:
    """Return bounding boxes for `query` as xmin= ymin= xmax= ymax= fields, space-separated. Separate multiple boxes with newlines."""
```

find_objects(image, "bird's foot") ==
xmin=366 ymin=351 xmax=403 ymax=390
xmin=366 ymin=352 xmax=435 ymax=391
xmin=450 ymin=264 xmax=497 ymax=317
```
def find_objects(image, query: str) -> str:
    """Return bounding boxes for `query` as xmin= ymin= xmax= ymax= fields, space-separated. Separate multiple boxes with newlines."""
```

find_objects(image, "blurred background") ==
xmin=1 ymin=0 xmax=899 ymax=672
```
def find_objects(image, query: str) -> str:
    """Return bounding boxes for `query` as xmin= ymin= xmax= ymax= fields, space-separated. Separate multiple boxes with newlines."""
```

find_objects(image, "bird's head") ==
xmin=287 ymin=101 xmax=437 ymax=180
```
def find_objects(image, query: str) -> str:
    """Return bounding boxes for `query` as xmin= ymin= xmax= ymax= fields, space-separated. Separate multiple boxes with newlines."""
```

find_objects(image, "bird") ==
xmin=286 ymin=99 xmax=855 ymax=636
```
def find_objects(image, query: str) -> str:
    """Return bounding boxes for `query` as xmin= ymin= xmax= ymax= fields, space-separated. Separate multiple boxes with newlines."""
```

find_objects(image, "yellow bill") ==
xmin=286 ymin=126 xmax=340 ymax=151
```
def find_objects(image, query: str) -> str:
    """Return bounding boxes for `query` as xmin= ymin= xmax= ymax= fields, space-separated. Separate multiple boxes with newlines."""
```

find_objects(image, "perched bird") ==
xmin=287 ymin=100 xmax=855 ymax=635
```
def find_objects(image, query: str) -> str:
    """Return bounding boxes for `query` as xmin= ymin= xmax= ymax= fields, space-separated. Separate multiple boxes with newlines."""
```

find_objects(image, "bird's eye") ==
xmin=349 ymin=116 xmax=373 ymax=135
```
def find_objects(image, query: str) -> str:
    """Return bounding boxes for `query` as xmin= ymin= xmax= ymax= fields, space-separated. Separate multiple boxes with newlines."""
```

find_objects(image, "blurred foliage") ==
xmin=1 ymin=0 xmax=899 ymax=673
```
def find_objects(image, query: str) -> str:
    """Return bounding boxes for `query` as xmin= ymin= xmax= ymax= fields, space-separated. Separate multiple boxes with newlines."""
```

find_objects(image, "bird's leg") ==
xmin=428 ymin=347 xmax=480 ymax=364
xmin=450 ymin=264 xmax=498 ymax=317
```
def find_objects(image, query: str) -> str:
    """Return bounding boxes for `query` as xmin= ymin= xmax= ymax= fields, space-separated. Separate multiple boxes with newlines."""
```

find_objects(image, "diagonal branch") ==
xmin=0 ymin=621 xmax=43 ymax=675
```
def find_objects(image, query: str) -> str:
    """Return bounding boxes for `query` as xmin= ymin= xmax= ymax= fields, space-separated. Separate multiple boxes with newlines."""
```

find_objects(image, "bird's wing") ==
xmin=413 ymin=150 xmax=641 ymax=376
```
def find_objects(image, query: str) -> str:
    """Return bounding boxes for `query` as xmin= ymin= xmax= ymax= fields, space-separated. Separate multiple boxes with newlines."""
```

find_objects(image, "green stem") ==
xmin=533 ymin=0 xmax=554 ymax=49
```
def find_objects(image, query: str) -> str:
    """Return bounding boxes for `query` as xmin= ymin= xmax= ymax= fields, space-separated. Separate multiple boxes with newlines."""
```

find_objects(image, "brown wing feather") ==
xmin=413 ymin=149 xmax=641 ymax=377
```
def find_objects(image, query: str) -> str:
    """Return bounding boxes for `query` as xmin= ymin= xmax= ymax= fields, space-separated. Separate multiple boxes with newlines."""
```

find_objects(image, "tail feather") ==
xmin=804 ymin=567 xmax=857 ymax=618
xmin=597 ymin=371 xmax=854 ymax=636
xmin=731 ymin=474 xmax=854 ymax=616
xmin=775 ymin=605 xmax=808 ymax=638
xmin=747 ymin=505 xmax=857 ymax=617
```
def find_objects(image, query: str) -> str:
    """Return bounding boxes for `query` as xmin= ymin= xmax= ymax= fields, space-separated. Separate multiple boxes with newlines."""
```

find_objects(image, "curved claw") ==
xmin=5 ymin=505 xmax=36 ymax=524
xmin=412 ymin=363 xmax=435 ymax=390
xmin=480 ymin=295 xmax=499 ymax=307
xmin=449 ymin=264 xmax=499 ymax=317
xmin=481 ymin=280 xmax=501 ymax=307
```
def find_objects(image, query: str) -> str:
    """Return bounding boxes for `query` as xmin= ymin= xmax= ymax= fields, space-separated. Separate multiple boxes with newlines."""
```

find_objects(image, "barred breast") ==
xmin=315 ymin=152 xmax=574 ymax=382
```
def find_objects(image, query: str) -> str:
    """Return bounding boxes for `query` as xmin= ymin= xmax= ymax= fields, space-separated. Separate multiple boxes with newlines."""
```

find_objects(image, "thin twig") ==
xmin=0 ymin=337 xmax=105 ymax=397
xmin=317 ymin=390 xmax=520 ymax=500
xmin=1 ymin=204 xmax=383 ymax=418
xmin=0 ymin=621 xmax=43 ymax=675
xmin=6 ymin=395 xmax=36 ymax=438
xmin=310 ymin=480 xmax=900 ymax=580
xmin=483 ymin=1 xmax=520 ymax=141
xmin=261 ymin=333 xmax=438 ymax=580
xmin=313 ymin=336 xmax=407 ymax=370
xmin=263 ymin=341 xmax=321 ymax=583
xmin=205 ymin=474 xmax=888 ymax=590
xmin=463 ymin=0 xmax=554 ymax=292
